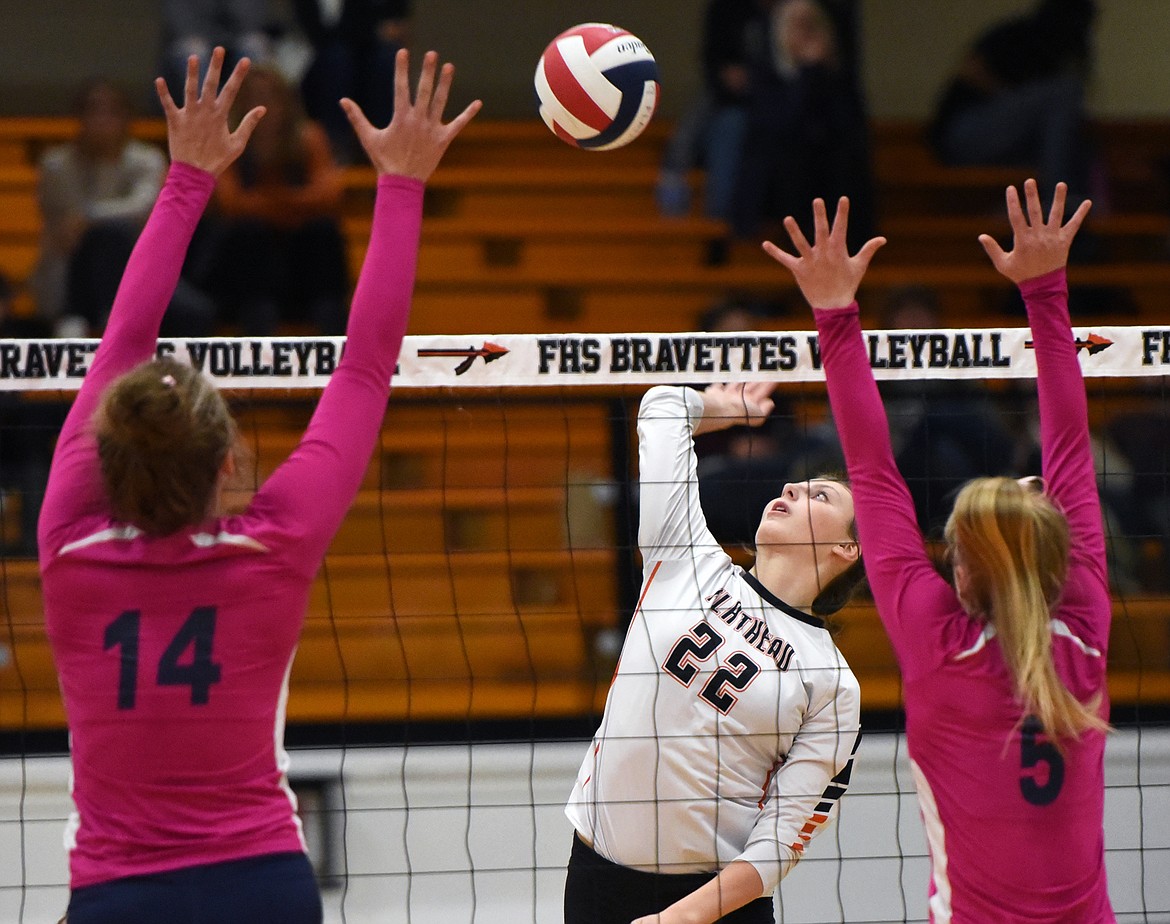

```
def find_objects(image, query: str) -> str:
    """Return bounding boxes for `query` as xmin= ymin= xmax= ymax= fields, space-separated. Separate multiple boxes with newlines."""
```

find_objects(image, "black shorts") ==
xmin=564 ymin=833 xmax=775 ymax=924
xmin=65 ymin=851 xmax=322 ymax=924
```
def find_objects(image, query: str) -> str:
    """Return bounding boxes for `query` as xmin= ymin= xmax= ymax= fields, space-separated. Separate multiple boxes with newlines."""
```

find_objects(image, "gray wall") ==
xmin=3 ymin=731 xmax=1169 ymax=922
xmin=0 ymin=0 xmax=1167 ymax=118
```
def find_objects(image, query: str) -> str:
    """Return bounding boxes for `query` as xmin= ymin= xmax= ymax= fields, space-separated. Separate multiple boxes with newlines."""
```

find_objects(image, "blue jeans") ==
xmin=657 ymin=95 xmax=747 ymax=220
xmin=701 ymin=106 xmax=749 ymax=220
xmin=938 ymin=73 xmax=1090 ymax=204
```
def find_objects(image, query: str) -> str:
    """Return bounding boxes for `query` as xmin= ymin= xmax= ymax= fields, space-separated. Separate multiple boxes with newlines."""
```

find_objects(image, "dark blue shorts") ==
xmin=65 ymin=851 xmax=322 ymax=924
xmin=564 ymin=833 xmax=774 ymax=924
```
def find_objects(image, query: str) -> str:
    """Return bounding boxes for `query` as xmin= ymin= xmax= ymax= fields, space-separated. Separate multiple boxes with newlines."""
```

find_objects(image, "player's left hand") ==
xmin=341 ymin=48 xmax=482 ymax=180
xmin=979 ymin=179 xmax=1092 ymax=284
xmin=762 ymin=197 xmax=886 ymax=310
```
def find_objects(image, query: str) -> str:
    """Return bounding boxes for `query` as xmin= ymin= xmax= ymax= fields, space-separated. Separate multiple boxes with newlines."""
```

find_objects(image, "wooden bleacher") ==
xmin=0 ymin=116 xmax=1168 ymax=327
xmin=1 ymin=115 xmax=1170 ymax=731
xmin=4 ymin=388 xmax=1170 ymax=728
xmin=0 ymin=397 xmax=622 ymax=729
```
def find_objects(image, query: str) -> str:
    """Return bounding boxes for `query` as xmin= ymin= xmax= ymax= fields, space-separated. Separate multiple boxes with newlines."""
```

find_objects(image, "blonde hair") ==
xmin=945 ymin=478 xmax=1109 ymax=745
xmin=95 ymin=358 xmax=237 ymax=536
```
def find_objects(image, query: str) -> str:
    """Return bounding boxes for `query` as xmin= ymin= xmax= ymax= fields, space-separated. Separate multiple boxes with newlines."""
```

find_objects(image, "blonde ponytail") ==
xmin=946 ymin=478 xmax=1110 ymax=746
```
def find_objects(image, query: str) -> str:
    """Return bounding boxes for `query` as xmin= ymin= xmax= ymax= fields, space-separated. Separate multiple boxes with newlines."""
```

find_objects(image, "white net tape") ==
xmin=1 ymin=325 xmax=1168 ymax=391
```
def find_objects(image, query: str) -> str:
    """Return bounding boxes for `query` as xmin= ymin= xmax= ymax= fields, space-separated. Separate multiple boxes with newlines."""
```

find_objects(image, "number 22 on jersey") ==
xmin=662 ymin=621 xmax=761 ymax=714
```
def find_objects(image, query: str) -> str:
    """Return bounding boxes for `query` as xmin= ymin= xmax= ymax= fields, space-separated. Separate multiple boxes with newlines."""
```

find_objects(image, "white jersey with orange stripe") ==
xmin=565 ymin=386 xmax=861 ymax=895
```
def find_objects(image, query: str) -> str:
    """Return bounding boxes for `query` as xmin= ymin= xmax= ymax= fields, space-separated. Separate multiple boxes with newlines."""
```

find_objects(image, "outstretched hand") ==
xmin=341 ymin=49 xmax=482 ymax=180
xmin=155 ymin=47 xmax=265 ymax=176
xmin=762 ymin=197 xmax=886 ymax=310
xmin=979 ymin=179 xmax=1092 ymax=283
xmin=693 ymin=381 xmax=779 ymax=436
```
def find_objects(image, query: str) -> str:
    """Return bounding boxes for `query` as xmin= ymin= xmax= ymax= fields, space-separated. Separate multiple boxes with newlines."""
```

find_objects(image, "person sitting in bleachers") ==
xmin=730 ymin=0 xmax=875 ymax=252
xmin=292 ymin=0 xmax=412 ymax=165
xmin=929 ymin=0 xmax=1099 ymax=212
xmin=655 ymin=0 xmax=778 ymax=222
xmin=32 ymin=78 xmax=215 ymax=337
xmin=195 ymin=65 xmax=349 ymax=335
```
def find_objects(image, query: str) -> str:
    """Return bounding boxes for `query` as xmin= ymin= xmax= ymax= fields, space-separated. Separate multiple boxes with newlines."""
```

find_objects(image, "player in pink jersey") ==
xmin=39 ymin=47 xmax=479 ymax=924
xmin=763 ymin=180 xmax=1114 ymax=923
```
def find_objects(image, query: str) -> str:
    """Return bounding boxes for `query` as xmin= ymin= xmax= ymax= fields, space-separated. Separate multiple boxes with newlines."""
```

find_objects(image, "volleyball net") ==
xmin=1 ymin=328 xmax=1168 ymax=922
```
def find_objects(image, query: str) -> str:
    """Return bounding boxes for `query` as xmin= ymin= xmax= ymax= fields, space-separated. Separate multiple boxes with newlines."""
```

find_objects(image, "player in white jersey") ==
xmin=565 ymin=384 xmax=864 ymax=924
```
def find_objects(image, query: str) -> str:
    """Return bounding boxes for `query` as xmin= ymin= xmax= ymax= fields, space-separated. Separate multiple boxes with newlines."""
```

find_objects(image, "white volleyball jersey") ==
xmin=566 ymin=386 xmax=861 ymax=895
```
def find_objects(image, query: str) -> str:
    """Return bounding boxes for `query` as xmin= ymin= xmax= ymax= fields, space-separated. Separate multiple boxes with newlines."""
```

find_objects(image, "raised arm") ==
xmin=636 ymin=383 xmax=775 ymax=564
xmin=979 ymin=180 xmax=1108 ymax=643
xmin=39 ymin=49 xmax=264 ymax=554
xmin=251 ymin=50 xmax=481 ymax=569
xmin=764 ymin=199 xmax=958 ymax=674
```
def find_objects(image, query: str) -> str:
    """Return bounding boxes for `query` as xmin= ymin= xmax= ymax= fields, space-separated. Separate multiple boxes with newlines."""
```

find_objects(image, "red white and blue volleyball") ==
xmin=535 ymin=23 xmax=660 ymax=151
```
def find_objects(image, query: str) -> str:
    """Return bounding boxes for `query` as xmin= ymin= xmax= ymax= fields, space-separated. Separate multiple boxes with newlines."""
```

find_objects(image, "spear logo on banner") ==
xmin=1024 ymin=333 xmax=1113 ymax=355
xmin=416 ymin=342 xmax=510 ymax=376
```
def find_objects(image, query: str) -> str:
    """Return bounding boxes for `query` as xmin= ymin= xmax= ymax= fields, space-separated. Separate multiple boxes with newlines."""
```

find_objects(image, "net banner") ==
xmin=2 ymin=325 xmax=1169 ymax=390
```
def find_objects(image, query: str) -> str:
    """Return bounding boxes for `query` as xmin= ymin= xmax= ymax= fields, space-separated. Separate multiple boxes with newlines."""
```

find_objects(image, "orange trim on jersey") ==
xmin=582 ymin=743 xmax=600 ymax=788
xmin=758 ymin=757 xmax=783 ymax=810
xmin=792 ymin=812 xmax=832 ymax=851
xmin=609 ymin=560 xmax=664 ymax=683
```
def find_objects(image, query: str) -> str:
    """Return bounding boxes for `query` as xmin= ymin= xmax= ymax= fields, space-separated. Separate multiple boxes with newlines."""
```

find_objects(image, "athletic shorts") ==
xmin=564 ymin=833 xmax=774 ymax=924
xmin=64 ymin=851 xmax=322 ymax=924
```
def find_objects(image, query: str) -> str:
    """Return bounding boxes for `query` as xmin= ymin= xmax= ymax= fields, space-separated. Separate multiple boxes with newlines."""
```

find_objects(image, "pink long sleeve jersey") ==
xmin=814 ymin=269 xmax=1114 ymax=923
xmin=39 ymin=162 xmax=423 ymax=889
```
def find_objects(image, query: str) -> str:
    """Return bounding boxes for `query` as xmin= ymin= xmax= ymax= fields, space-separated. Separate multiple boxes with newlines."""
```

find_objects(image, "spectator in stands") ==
xmin=730 ymin=0 xmax=875 ymax=252
xmin=656 ymin=0 xmax=778 ymax=221
xmin=32 ymin=78 xmax=215 ymax=337
xmin=197 ymin=65 xmax=348 ymax=334
xmin=160 ymin=0 xmax=273 ymax=100
xmin=877 ymin=286 xmax=1018 ymax=535
xmin=292 ymin=0 xmax=412 ymax=164
xmin=929 ymin=0 xmax=1099 ymax=211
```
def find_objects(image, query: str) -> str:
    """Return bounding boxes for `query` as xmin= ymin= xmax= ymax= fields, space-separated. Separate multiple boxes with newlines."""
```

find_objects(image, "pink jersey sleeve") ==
xmin=244 ymin=175 xmax=424 ymax=572
xmin=1022 ymin=268 xmax=1110 ymax=652
xmin=38 ymin=162 xmax=217 ymax=556
xmin=814 ymin=305 xmax=963 ymax=678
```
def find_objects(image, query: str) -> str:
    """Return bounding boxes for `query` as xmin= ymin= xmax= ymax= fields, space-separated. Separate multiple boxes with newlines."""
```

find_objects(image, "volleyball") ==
xmin=534 ymin=23 xmax=660 ymax=151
